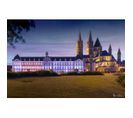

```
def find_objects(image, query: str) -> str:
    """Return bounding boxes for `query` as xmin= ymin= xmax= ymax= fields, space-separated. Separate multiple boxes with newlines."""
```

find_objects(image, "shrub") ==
xmin=80 ymin=71 xmax=104 ymax=75
xmin=63 ymin=72 xmax=79 ymax=75
xmin=62 ymin=71 xmax=104 ymax=76
xmin=7 ymin=70 xmax=58 ymax=79
xmin=117 ymin=75 xmax=125 ymax=87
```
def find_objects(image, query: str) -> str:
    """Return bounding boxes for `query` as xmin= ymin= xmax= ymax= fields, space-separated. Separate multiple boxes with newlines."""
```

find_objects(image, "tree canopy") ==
xmin=7 ymin=20 xmax=35 ymax=47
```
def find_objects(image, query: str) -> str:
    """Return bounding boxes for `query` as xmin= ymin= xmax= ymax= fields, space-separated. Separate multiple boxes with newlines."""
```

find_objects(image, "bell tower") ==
xmin=108 ymin=44 xmax=112 ymax=55
xmin=86 ymin=32 xmax=93 ymax=56
xmin=117 ymin=48 xmax=121 ymax=63
xmin=93 ymin=38 xmax=102 ymax=57
xmin=76 ymin=32 xmax=83 ymax=57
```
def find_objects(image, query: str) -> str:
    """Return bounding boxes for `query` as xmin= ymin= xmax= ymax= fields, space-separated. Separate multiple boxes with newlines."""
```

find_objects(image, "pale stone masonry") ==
xmin=12 ymin=32 xmax=124 ymax=73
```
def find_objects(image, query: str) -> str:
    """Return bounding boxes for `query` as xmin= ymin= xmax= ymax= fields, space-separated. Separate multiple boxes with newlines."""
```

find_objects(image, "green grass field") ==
xmin=7 ymin=74 xmax=125 ymax=98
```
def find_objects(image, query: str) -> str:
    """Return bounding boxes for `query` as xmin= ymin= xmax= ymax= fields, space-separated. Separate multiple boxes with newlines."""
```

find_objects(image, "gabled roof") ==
xmin=94 ymin=38 xmax=102 ymax=47
xmin=100 ymin=50 xmax=111 ymax=56
xmin=13 ymin=54 xmax=20 ymax=61
xmin=95 ymin=50 xmax=116 ymax=61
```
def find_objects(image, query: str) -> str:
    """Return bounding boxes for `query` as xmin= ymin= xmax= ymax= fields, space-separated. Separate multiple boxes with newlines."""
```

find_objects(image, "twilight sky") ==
xmin=7 ymin=20 xmax=125 ymax=64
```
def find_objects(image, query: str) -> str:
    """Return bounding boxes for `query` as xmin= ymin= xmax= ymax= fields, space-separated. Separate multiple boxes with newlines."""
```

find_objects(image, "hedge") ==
xmin=62 ymin=71 xmax=104 ymax=76
xmin=7 ymin=70 xmax=58 ymax=79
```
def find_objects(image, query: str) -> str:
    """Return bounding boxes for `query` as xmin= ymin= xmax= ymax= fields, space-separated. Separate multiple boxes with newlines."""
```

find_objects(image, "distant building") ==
xmin=12 ymin=32 xmax=125 ymax=73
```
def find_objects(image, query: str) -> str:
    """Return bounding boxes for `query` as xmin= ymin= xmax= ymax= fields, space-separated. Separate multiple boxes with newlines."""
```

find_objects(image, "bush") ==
xmin=63 ymin=72 xmax=79 ymax=75
xmin=62 ymin=71 xmax=104 ymax=76
xmin=80 ymin=71 xmax=104 ymax=75
xmin=7 ymin=70 xmax=58 ymax=79
xmin=117 ymin=75 xmax=125 ymax=87
xmin=7 ymin=71 xmax=104 ymax=79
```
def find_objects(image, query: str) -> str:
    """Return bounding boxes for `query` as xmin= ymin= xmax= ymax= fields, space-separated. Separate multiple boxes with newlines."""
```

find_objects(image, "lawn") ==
xmin=7 ymin=74 xmax=125 ymax=98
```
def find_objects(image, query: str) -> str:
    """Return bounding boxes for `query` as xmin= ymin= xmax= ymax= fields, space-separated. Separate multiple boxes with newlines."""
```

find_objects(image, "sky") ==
xmin=7 ymin=20 xmax=125 ymax=64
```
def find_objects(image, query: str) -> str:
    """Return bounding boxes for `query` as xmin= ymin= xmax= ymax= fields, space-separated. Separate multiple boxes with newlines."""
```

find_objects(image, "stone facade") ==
xmin=12 ymin=32 xmax=124 ymax=73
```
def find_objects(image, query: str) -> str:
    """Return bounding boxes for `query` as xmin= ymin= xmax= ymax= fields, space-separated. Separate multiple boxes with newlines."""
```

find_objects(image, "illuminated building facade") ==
xmin=12 ymin=32 xmax=124 ymax=73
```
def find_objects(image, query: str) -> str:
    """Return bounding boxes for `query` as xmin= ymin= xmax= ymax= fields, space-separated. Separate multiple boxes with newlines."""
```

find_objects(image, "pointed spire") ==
xmin=118 ymin=48 xmax=121 ymax=54
xmin=94 ymin=37 xmax=101 ymax=47
xmin=109 ymin=44 xmax=112 ymax=49
xmin=86 ymin=31 xmax=93 ymax=55
xmin=78 ymin=32 xmax=82 ymax=41
xmin=88 ymin=31 xmax=92 ymax=42
xmin=117 ymin=48 xmax=121 ymax=63
xmin=76 ymin=32 xmax=83 ymax=56
xmin=87 ymin=32 xmax=93 ymax=44
xmin=108 ymin=44 xmax=112 ymax=55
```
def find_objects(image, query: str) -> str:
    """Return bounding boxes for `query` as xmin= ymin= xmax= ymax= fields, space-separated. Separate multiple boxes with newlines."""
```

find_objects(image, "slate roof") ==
xmin=94 ymin=50 xmax=116 ymax=61
xmin=13 ymin=55 xmax=44 ymax=61
xmin=50 ymin=57 xmax=77 ymax=61
xmin=100 ymin=50 xmax=111 ymax=56
xmin=13 ymin=55 xmax=85 ymax=61
xmin=13 ymin=54 xmax=20 ymax=60
xmin=21 ymin=57 xmax=44 ymax=61
xmin=94 ymin=38 xmax=102 ymax=47
xmin=13 ymin=51 xmax=116 ymax=62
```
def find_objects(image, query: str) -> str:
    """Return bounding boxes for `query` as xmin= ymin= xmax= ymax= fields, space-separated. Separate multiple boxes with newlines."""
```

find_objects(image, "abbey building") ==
xmin=12 ymin=32 xmax=125 ymax=73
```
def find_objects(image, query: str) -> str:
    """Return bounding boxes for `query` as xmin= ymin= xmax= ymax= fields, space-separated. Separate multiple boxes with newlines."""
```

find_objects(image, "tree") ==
xmin=7 ymin=20 xmax=35 ymax=47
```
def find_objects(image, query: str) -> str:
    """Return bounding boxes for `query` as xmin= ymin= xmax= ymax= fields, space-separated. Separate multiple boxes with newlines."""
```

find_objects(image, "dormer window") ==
xmin=15 ymin=59 xmax=19 ymax=61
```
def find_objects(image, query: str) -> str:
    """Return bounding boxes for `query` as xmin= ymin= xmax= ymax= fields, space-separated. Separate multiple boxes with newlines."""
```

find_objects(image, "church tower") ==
xmin=86 ymin=32 xmax=93 ymax=56
xmin=93 ymin=38 xmax=102 ymax=57
xmin=117 ymin=48 xmax=121 ymax=63
xmin=108 ymin=44 xmax=112 ymax=55
xmin=76 ymin=32 xmax=83 ymax=57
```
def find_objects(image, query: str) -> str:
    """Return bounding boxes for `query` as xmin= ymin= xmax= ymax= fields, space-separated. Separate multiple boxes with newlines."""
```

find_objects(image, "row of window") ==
xmin=14 ymin=66 xmax=84 ymax=69
xmin=95 ymin=56 xmax=112 ymax=62
xmin=95 ymin=62 xmax=116 ymax=67
xmin=14 ymin=66 xmax=44 ymax=69
xmin=13 ymin=61 xmax=84 ymax=66
xmin=22 ymin=62 xmax=43 ymax=65
xmin=52 ymin=66 xmax=83 ymax=69
xmin=14 ymin=69 xmax=84 ymax=72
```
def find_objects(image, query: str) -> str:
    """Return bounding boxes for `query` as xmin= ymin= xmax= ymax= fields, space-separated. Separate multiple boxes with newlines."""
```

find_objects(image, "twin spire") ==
xmin=77 ymin=32 xmax=121 ymax=62
xmin=77 ymin=31 xmax=102 ymax=56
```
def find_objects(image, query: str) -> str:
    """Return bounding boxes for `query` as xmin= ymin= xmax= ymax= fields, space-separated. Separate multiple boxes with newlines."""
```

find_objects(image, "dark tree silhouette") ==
xmin=7 ymin=20 xmax=35 ymax=47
